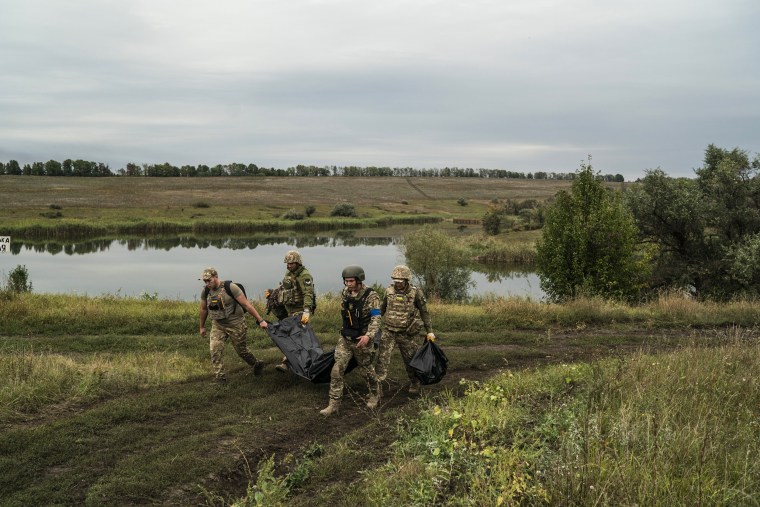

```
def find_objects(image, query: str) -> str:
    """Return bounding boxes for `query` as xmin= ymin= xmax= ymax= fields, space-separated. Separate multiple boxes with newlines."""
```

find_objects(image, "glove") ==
xmin=301 ymin=310 xmax=310 ymax=325
xmin=426 ymin=332 xmax=436 ymax=342
xmin=264 ymin=289 xmax=271 ymax=298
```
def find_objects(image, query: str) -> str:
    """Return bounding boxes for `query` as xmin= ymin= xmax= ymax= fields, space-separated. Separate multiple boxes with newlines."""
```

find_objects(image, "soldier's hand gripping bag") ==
xmin=409 ymin=340 xmax=448 ymax=385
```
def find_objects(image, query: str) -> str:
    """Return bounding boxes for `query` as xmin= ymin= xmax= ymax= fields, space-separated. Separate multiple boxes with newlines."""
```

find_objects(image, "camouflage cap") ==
xmin=200 ymin=267 xmax=218 ymax=281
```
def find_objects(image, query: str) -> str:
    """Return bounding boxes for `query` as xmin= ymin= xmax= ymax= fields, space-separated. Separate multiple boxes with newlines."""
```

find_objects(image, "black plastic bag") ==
xmin=409 ymin=340 xmax=448 ymax=385
xmin=266 ymin=316 xmax=356 ymax=383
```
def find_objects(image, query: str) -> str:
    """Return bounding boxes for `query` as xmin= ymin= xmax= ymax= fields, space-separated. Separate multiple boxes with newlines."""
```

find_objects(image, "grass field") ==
xmin=3 ymin=175 xmax=757 ymax=505
xmin=0 ymin=175 xmax=575 ymax=229
xmin=2 ymin=293 xmax=760 ymax=505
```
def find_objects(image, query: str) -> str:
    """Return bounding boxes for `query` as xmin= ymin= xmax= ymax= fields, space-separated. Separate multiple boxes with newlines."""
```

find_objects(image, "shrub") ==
xmin=282 ymin=208 xmax=305 ymax=220
xmin=457 ymin=198 xmax=468 ymax=206
xmin=4 ymin=265 xmax=32 ymax=293
xmin=192 ymin=201 xmax=210 ymax=208
xmin=304 ymin=205 xmax=316 ymax=217
xmin=330 ymin=203 xmax=358 ymax=217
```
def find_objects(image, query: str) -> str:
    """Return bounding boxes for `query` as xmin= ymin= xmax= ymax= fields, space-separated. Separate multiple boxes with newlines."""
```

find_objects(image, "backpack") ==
xmin=203 ymin=280 xmax=248 ymax=314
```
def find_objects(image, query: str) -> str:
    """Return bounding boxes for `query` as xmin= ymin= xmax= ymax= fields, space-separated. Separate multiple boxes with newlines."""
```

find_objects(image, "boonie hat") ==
xmin=200 ymin=267 xmax=218 ymax=281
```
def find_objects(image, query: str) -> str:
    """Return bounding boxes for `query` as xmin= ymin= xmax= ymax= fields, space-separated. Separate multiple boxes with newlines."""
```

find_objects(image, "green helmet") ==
xmin=391 ymin=265 xmax=412 ymax=280
xmin=284 ymin=250 xmax=302 ymax=264
xmin=341 ymin=265 xmax=365 ymax=281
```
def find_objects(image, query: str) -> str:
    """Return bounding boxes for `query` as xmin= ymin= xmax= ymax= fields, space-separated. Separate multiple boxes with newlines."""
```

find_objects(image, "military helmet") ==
xmin=341 ymin=264 xmax=366 ymax=281
xmin=391 ymin=265 xmax=412 ymax=280
xmin=284 ymin=250 xmax=302 ymax=264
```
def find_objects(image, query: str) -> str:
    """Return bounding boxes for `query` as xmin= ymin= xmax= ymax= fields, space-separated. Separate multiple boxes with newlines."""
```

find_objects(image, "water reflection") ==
xmin=2 ymin=234 xmax=544 ymax=301
xmin=9 ymin=235 xmax=403 ymax=255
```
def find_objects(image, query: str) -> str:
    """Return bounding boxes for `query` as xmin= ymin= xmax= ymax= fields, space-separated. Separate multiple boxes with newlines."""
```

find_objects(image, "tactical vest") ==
xmin=279 ymin=266 xmax=315 ymax=313
xmin=206 ymin=284 xmax=242 ymax=321
xmin=341 ymin=288 xmax=374 ymax=340
xmin=384 ymin=285 xmax=421 ymax=333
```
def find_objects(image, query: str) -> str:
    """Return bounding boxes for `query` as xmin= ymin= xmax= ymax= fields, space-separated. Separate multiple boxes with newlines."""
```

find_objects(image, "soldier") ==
xmin=198 ymin=267 xmax=269 ymax=382
xmin=270 ymin=250 xmax=315 ymax=373
xmin=320 ymin=265 xmax=382 ymax=415
xmin=376 ymin=265 xmax=436 ymax=395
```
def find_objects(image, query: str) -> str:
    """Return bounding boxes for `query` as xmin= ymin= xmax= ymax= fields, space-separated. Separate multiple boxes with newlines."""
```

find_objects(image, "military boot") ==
xmin=366 ymin=393 xmax=380 ymax=410
xmin=319 ymin=399 xmax=341 ymax=416
xmin=408 ymin=380 xmax=421 ymax=396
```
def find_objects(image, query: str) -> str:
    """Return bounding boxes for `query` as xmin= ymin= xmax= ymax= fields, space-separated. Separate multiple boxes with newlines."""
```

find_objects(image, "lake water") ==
xmin=0 ymin=236 xmax=544 ymax=301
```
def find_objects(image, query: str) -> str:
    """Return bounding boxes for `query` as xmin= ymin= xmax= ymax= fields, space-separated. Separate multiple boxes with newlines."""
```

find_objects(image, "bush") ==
xmin=4 ymin=265 xmax=32 ymax=293
xmin=282 ymin=208 xmax=305 ymax=220
xmin=402 ymin=226 xmax=473 ymax=301
xmin=482 ymin=209 xmax=502 ymax=235
xmin=192 ymin=201 xmax=210 ymax=208
xmin=457 ymin=198 xmax=468 ymax=206
xmin=330 ymin=203 xmax=358 ymax=217
xmin=304 ymin=205 xmax=316 ymax=217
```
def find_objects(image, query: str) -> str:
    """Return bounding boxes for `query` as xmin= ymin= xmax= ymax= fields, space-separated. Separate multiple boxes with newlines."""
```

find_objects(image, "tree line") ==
xmin=0 ymin=159 xmax=625 ymax=181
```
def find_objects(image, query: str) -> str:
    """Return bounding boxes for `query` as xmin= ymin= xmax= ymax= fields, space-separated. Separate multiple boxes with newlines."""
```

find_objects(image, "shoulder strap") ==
xmin=223 ymin=280 xmax=240 ymax=313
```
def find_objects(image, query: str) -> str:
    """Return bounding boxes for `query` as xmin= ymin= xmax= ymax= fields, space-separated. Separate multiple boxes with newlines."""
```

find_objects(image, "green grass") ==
xmin=0 ymin=176 xmax=574 ymax=237
xmin=3 ymin=291 xmax=760 ymax=338
xmin=336 ymin=330 xmax=760 ymax=506
xmin=1 ymin=291 xmax=757 ymax=504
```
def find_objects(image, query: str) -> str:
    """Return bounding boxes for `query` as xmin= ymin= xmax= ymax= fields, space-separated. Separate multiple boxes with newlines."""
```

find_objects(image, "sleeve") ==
xmin=415 ymin=289 xmax=433 ymax=333
xmin=228 ymin=283 xmax=243 ymax=299
xmin=365 ymin=290 xmax=382 ymax=339
xmin=299 ymin=273 xmax=315 ymax=309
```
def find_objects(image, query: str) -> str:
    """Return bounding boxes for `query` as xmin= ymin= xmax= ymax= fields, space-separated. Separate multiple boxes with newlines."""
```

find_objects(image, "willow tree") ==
xmin=536 ymin=160 xmax=649 ymax=302
xmin=401 ymin=226 xmax=473 ymax=301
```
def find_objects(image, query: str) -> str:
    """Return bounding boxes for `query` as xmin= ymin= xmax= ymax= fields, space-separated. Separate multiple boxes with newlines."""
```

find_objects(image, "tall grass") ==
xmin=1 ymin=215 xmax=443 ymax=239
xmin=467 ymin=234 xmax=537 ymax=264
xmin=3 ymin=292 xmax=760 ymax=337
xmin=0 ymin=348 xmax=205 ymax=422
xmin=356 ymin=330 xmax=760 ymax=505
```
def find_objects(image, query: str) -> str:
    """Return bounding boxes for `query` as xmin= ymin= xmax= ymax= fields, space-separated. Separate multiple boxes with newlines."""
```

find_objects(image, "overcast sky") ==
xmin=1 ymin=0 xmax=758 ymax=180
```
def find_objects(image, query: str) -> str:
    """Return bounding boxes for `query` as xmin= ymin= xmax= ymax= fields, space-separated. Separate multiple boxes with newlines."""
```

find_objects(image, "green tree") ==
xmin=625 ymin=169 xmax=711 ymax=293
xmin=4 ymin=264 xmax=33 ymax=293
xmin=482 ymin=208 xmax=501 ymax=235
xmin=627 ymin=145 xmax=760 ymax=298
xmin=536 ymin=159 xmax=648 ymax=302
xmin=402 ymin=225 xmax=473 ymax=301
xmin=6 ymin=160 xmax=22 ymax=175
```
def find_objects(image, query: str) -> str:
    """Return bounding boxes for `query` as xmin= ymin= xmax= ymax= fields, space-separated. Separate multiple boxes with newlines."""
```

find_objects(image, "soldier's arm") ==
xmin=199 ymin=300 xmax=208 ymax=336
xmin=415 ymin=289 xmax=433 ymax=333
xmin=298 ymin=274 xmax=315 ymax=311
xmin=365 ymin=291 xmax=382 ymax=339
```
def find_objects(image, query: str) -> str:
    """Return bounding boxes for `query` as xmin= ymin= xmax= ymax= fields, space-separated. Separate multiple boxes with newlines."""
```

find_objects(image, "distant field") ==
xmin=0 ymin=176 xmax=576 ymax=225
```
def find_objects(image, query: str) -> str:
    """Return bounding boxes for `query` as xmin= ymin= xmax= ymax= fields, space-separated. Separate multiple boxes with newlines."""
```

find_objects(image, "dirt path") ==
xmin=178 ymin=329 xmax=689 ymax=505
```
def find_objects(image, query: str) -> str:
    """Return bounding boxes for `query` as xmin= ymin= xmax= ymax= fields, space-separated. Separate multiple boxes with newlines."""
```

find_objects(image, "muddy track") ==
xmin=176 ymin=330 xmax=690 ymax=505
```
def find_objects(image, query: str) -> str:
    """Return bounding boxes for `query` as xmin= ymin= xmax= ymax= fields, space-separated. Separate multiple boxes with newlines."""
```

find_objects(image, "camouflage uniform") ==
xmin=281 ymin=264 xmax=315 ymax=317
xmin=376 ymin=284 xmax=433 ymax=384
xmin=327 ymin=286 xmax=381 ymax=400
xmin=202 ymin=282 xmax=260 ymax=380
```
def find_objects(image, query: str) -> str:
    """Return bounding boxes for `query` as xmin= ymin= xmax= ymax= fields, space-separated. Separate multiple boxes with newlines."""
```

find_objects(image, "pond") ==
xmin=0 ymin=235 xmax=544 ymax=301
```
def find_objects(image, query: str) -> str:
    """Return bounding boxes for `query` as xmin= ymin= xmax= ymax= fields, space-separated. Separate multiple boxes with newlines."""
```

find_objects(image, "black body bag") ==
xmin=266 ymin=316 xmax=356 ymax=383
xmin=409 ymin=340 xmax=448 ymax=385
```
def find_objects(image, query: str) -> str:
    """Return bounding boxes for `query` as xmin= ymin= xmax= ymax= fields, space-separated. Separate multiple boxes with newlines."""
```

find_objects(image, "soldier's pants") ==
xmin=375 ymin=330 xmax=422 ymax=383
xmin=210 ymin=319 xmax=258 ymax=379
xmin=328 ymin=336 xmax=379 ymax=400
